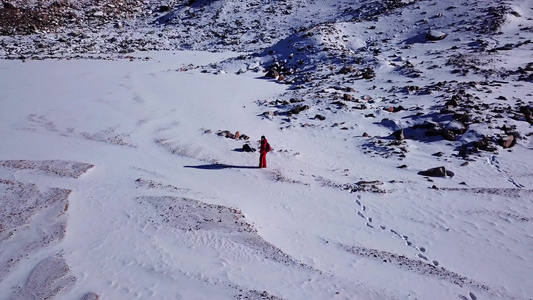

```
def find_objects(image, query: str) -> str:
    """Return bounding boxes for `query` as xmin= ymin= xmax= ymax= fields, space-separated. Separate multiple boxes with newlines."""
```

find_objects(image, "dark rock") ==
xmin=314 ymin=114 xmax=326 ymax=121
xmin=418 ymin=166 xmax=454 ymax=177
xmin=265 ymin=69 xmax=279 ymax=79
xmin=3 ymin=2 xmax=15 ymax=9
xmin=361 ymin=67 xmax=375 ymax=79
xmin=393 ymin=129 xmax=404 ymax=140
xmin=339 ymin=65 xmax=354 ymax=74
xmin=442 ymin=130 xmax=456 ymax=141
xmin=242 ymin=144 xmax=256 ymax=152
xmin=445 ymin=99 xmax=459 ymax=107
xmin=289 ymin=104 xmax=309 ymax=115
xmin=453 ymin=113 xmax=469 ymax=123
xmin=217 ymin=130 xmax=234 ymax=138
xmin=474 ymin=138 xmax=497 ymax=152
xmin=425 ymin=127 xmax=443 ymax=136
xmin=343 ymin=93 xmax=353 ymax=101
xmin=159 ymin=5 xmax=171 ymax=12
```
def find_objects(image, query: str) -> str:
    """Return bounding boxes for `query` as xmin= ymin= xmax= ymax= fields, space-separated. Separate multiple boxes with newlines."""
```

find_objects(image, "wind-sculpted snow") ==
xmin=0 ymin=160 xmax=95 ymax=297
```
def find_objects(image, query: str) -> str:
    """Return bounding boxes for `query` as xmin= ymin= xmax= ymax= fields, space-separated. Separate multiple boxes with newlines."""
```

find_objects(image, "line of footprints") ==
xmin=355 ymin=194 xmax=440 ymax=267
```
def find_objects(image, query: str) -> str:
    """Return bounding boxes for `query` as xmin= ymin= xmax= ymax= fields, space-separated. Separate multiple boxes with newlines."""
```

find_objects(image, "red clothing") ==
xmin=260 ymin=138 xmax=269 ymax=154
xmin=259 ymin=138 xmax=269 ymax=168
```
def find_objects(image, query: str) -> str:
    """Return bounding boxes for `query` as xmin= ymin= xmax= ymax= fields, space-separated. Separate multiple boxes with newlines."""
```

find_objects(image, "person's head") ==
xmin=261 ymin=135 xmax=265 ymax=141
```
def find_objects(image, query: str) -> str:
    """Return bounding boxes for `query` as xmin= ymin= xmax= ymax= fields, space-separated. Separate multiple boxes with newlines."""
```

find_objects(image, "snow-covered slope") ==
xmin=0 ymin=0 xmax=532 ymax=299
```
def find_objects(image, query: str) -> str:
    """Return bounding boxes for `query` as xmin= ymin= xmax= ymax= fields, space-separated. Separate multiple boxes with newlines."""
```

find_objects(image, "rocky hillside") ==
xmin=1 ymin=0 xmax=532 ymax=162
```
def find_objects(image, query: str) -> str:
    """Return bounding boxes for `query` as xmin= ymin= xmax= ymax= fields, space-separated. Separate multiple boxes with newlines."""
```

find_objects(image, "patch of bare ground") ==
xmin=438 ymin=187 xmax=533 ymax=197
xmin=317 ymin=176 xmax=389 ymax=194
xmin=458 ymin=208 xmax=531 ymax=222
xmin=134 ymin=177 xmax=190 ymax=193
xmin=0 ymin=179 xmax=70 ymax=281
xmin=11 ymin=253 xmax=76 ymax=300
xmin=267 ymin=169 xmax=309 ymax=185
xmin=139 ymin=196 xmax=311 ymax=268
xmin=338 ymin=243 xmax=493 ymax=293
xmin=0 ymin=159 xmax=94 ymax=178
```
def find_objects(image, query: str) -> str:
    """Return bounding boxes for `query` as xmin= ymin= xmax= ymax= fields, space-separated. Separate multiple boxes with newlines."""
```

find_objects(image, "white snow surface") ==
xmin=1 ymin=0 xmax=533 ymax=299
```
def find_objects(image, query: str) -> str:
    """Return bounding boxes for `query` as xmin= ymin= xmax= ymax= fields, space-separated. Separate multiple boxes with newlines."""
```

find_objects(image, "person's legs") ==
xmin=259 ymin=153 xmax=266 ymax=168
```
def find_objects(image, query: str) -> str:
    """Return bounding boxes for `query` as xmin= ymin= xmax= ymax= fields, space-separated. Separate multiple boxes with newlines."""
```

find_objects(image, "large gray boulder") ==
xmin=418 ymin=166 xmax=454 ymax=178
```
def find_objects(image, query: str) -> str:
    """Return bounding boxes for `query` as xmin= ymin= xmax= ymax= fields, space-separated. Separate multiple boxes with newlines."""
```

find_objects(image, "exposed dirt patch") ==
xmin=139 ymin=196 xmax=310 ymax=267
xmin=0 ymin=179 xmax=70 ymax=280
xmin=0 ymin=159 xmax=94 ymax=178
xmin=11 ymin=253 xmax=77 ymax=299
xmin=339 ymin=243 xmax=492 ymax=292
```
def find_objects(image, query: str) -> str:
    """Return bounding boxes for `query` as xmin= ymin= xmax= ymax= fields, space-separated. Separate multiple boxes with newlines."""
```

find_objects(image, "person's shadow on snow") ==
xmin=184 ymin=164 xmax=258 ymax=170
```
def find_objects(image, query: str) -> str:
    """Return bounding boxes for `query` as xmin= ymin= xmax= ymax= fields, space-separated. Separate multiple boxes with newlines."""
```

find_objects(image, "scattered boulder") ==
xmin=159 ymin=5 xmax=171 ymax=12
xmin=445 ymin=120 xmax=466 ymax=134
xmin=314 ymin=114 xmax=326 ymax=121
xmin=442 ymin=130 xmax=456 ymax=141
xmin=289 ymin=104 xmax=309 ymax=115
xmin=520 ymin=106 xmax=533 ymax=123
xmin=81 ymin=292 xmax=100 ymax=300
xmin=361 ymin=67 xmax=375 ymax=79
xmin=242 ymin=144 xmax=256 ymax=152
xmin=426 ymin=30 xmax=448 ymax=41
xmin=418 ymin=166 xmax=454 ymax=177
xmin=265 ymin=69 xmax=279 ymax=79
xmin=498 ymin=134 xmax=516 ymax=148
xmin=343 ymin=93 xmax=353 ymax=101
xmin=393 ymin=129 xmax=404 ymax=140
xmin=386 ymin=105 xmax=405 ymax=113
xmin=339 ymin=65 xmax=354 ymax=74
xmin=474 ymin=138 xmax=498 ymax=152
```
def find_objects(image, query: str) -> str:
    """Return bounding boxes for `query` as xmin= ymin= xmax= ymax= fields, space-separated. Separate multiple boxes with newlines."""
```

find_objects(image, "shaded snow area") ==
xmin=1 ymin=0 xmax=533 ymax=299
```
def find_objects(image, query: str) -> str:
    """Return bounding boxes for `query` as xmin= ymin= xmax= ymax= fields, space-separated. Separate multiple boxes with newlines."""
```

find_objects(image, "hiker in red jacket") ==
xmin=259 ymin=136 xmax=271 ymax=168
